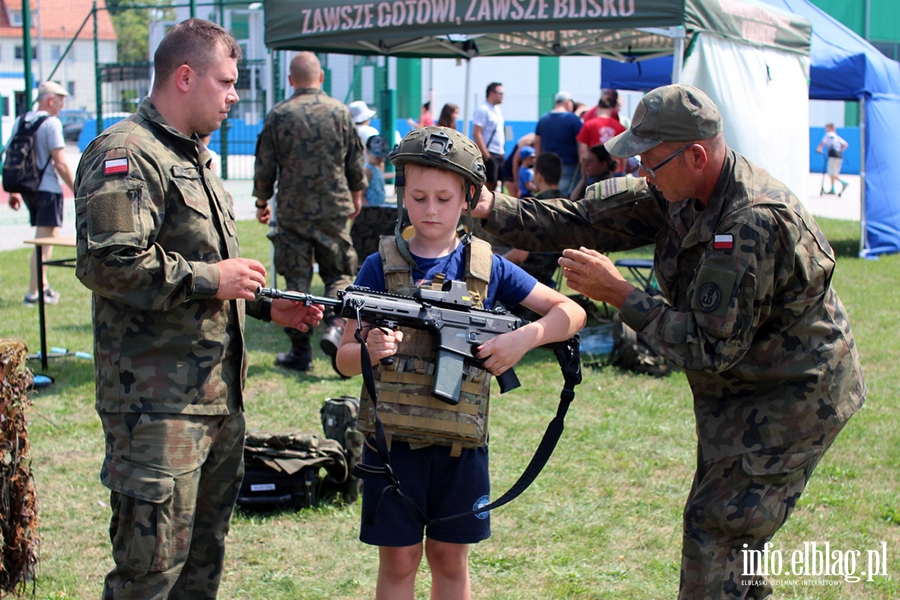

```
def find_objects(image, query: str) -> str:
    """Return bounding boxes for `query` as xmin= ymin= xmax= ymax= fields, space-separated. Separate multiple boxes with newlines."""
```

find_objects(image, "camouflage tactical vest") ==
xmin=357 ymin=235 xmax=493 ymax=457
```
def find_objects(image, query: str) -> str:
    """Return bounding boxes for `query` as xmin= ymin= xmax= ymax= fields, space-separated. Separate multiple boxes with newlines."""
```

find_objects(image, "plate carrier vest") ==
xmin=357 ymin=235 xmax=494 ymax=457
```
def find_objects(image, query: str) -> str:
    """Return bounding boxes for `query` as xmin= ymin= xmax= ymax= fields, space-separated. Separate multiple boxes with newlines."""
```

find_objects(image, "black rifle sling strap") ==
xmin=428 ymin=335 xmax=582 ymax=526
xmin=352 ymin=321 xmax=418 ymax=526
xmin=353 ymin=320 xmax=582 ymax=527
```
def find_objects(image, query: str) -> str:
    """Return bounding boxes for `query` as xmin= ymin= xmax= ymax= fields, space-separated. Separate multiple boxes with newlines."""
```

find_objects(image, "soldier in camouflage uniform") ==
xmin=473 ymin=84 xmax=866 ymax=600
xmin=73 ymin=20 xmax=323 ymax=599
xmin=253 ymin=51 xmax=367 ymax=375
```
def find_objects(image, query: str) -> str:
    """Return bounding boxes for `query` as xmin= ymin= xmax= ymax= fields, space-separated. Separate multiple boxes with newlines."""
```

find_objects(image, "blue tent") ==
xmin=602 ymin=0 xmax=900 ymax=257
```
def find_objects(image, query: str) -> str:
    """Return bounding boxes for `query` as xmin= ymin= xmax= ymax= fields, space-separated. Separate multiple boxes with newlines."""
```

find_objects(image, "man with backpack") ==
xmin=5 ymin=81 xmax=75 ymax=306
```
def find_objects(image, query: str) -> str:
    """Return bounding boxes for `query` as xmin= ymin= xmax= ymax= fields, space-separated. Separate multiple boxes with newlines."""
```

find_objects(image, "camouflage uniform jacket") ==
xmin=486 ymin=149 xmax=865 ymax=461
xmin=252 ymin=87 xmax=367 ymax=220
xmin=75 ymin=99 xmax=265 ymax=416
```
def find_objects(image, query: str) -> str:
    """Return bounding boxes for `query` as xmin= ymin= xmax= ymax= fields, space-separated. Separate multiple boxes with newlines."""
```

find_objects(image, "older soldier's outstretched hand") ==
xmin=560 ymin=246 xmax=635 ymax=309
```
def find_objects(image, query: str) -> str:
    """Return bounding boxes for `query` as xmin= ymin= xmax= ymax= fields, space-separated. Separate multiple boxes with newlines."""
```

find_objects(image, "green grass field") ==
xmin=0 ymin=218 xmax=897 ymax=599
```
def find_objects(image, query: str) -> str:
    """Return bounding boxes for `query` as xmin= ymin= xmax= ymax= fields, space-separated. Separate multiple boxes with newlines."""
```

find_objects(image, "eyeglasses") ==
xmin=634 ymin=144 xmax=692 ymax=179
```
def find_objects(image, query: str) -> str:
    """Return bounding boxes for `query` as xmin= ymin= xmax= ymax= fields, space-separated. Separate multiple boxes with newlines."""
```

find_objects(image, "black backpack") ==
xmin=320 ymin=396 xmax=364 ymax=503
xmin=3 ymin=115 xmax=51 ymax=194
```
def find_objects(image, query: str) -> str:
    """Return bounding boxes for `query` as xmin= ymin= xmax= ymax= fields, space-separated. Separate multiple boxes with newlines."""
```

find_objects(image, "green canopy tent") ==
xmin=264 ymin=0 xmax=813 ymax=197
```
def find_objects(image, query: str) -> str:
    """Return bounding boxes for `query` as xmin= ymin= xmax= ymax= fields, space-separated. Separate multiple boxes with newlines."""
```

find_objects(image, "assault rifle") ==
xmin=257 ymin=280 xmax=523 ymax=404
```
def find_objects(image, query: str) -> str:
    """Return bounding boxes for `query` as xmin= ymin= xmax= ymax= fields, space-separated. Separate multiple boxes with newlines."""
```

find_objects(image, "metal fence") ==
xmin=6 ymin=2 xmax=393 ymax=179
xmin=7 ymin=2 xmax=272 ymax=179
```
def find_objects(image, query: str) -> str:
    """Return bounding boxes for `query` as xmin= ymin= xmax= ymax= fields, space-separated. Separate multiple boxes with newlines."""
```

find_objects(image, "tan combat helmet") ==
xmin=390 ymin=126 xmax=487 ymax=209
xmin=388 ymin=126 xmax=488 ymax=261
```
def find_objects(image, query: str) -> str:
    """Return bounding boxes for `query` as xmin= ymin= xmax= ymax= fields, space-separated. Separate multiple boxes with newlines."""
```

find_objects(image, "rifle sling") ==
xmin=354 ymin=326 xmax=582 ymax=528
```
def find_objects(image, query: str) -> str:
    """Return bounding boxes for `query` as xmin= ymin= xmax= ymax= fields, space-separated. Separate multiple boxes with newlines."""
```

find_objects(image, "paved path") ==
xmin=0 ymin=144 xmax=863 ymax=253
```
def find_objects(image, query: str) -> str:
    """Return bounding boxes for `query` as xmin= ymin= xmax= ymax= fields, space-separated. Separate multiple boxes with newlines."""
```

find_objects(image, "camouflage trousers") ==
xmin=679 ymin=423 xmax=845 ymax=600
xmin=274 ymin=217 xmax=357 ymax=347
xmin=100 ymin=411 xmax=246 ymax=600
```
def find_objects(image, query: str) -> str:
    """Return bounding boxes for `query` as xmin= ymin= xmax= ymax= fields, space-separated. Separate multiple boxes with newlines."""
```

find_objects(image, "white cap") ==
xmin=349 ymin=100 xmax=376 ymax=124
xmin=38 ymin=81 xmax=69 ymax=97
xmin=554 ymin=91 xmax=572 ymax=104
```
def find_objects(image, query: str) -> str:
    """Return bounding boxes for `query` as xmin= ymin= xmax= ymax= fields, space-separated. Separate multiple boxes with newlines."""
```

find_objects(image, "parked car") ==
xmin=58 ymin=109 xmax=95 ymax=142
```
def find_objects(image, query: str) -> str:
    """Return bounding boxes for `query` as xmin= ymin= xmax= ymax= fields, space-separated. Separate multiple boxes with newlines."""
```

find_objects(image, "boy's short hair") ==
xmin=534 ymin=153 xmax=562 ymax=186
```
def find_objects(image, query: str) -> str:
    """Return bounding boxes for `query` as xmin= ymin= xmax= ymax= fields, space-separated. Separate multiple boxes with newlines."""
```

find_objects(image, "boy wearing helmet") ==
xmin=335 ymin=126 xmax=585 ymax=599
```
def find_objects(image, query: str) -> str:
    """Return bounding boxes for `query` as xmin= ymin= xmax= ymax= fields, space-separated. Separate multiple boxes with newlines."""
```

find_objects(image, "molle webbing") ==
xmin=360 ymin=237 xmax=494 ymax=456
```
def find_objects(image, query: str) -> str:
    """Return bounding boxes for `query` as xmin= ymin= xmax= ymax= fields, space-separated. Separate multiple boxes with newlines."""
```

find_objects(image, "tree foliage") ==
xmin=106 ymin=0 xmax=175 ymax=63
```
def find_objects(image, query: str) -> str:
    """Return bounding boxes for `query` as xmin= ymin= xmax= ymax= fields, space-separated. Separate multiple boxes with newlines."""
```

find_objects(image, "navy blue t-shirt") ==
xmin=355 ymin=242 xmax=537 ymax=310
xmin=534 ymin=111 xmax=583 ymax=166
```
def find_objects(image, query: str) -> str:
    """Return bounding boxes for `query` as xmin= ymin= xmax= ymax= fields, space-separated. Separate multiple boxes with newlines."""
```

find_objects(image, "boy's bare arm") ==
xmin=475 ymin=284 xmax=585 ymax=377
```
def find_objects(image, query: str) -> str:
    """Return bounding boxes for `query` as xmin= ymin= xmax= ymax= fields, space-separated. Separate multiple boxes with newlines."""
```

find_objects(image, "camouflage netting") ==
xmin=0 ymin=340 xmax=39 ymax=595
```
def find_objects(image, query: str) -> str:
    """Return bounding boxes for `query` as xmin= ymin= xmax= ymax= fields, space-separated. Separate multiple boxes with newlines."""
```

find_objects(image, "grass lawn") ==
xmin=0 ymin=217 xmax=897 ymax=599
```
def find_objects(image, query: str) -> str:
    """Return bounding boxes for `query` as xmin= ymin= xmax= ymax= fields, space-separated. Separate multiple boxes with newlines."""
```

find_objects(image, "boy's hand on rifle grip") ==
xmin=367 ymin=327 xmax=403 ymax=364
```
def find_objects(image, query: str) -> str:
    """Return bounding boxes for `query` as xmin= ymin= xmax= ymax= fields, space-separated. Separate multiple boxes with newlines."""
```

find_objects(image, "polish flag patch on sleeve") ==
xmin=103 ymin=158 xmax=128 ymax=176
xmin=713 ymin=234 xmax=734 ymax=250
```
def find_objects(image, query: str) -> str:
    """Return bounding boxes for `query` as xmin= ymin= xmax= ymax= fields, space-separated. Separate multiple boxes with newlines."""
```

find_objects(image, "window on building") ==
xmin=15 ymin=46 xmax=38 ymax=60
xmin=51 ymin=45 xmax=62 ymax=61
xmin=67 ymin=82 xmax=75 ymax=97
xmin=10 ymin=11 xmax=22 ymax=26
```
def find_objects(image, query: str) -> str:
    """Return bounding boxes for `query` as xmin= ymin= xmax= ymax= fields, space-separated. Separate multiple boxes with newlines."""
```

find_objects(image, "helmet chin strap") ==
xmin=460 ymin=186 xmax=476 ymax=246
xmin=392 ymin=166 xmax=419 ymax=269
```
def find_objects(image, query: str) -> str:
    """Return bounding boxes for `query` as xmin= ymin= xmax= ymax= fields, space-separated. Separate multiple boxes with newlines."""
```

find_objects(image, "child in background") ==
xmin=363 ymin=135 xmax=393 ymax=205
xmin=517 ymin=145 xmax=536 ymax=198
xmin=334 ymin=127 xmax=585 ymax=600
xmin=815 ymin=123 xmax=849 ymax=195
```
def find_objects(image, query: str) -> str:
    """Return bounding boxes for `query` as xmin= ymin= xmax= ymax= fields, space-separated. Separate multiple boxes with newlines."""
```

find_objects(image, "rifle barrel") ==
xmin=256 ymin=287 xmax=342 ymax=308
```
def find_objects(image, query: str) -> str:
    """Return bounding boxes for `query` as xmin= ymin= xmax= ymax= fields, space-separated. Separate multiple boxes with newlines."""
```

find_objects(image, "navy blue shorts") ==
xmin=23 ymin=191 xmax=64 ymax=228
xmin=359 ymin=442 xmax=491 ymax=547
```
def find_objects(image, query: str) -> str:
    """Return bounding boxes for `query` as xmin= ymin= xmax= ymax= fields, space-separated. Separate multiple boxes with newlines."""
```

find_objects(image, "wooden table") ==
xmin=23 ymin=236 xmax=77 ymax=371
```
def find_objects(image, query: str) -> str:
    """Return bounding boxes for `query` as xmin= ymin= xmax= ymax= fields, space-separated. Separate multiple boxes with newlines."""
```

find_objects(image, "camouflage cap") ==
xmin=605 ymin=84 xmax=722 ymax=158
xmin=390 ymin=126 xmax=487 ymax=189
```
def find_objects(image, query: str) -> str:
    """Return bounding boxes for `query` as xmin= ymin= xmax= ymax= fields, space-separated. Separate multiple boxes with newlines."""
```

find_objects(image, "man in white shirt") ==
xmin=472 ymin=82 xmax=505 ymax=192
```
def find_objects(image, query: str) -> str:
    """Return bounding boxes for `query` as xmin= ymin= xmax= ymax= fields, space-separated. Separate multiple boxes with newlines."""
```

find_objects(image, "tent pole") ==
xmin=671 ymin=27 xmax=685 ymax=83
xmin=858 ymin=95 xmax=867 ymax=257
xmin=463 ymin=58 xmax=472 ymax=136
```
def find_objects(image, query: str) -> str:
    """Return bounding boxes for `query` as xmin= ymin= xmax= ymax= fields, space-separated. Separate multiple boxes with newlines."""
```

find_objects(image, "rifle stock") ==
xmin=257 ymin=281 xmax=523 ymax=403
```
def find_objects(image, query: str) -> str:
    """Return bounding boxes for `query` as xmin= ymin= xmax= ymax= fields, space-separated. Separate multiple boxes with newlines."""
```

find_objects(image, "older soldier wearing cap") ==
xmin=473 ymin=83 xmax=865 ymax=600
xmin=75 ymin=19 xmax=323 ymax=598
